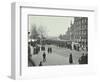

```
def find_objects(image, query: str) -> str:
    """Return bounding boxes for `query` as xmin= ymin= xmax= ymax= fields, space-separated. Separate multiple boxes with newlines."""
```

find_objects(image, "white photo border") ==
xmin=11 ymin=2 xmax=96 ymax=80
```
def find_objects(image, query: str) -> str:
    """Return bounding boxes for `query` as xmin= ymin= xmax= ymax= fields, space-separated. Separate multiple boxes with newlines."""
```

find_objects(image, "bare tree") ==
xmin=59 ymin=34 xmax=63 ymax=39
xmin=38 ymin=25 xmax=47 ymax=39
xmin=30 ymin=24 xmax=39 ymax=39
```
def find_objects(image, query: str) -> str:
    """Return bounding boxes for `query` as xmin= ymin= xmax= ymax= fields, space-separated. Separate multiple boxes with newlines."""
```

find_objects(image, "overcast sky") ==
xmin=29 ymin=15 xmax=74 ymax=37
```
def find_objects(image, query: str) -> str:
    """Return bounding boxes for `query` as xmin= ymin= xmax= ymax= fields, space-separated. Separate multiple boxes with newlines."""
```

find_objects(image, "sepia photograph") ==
xmin=28 ymin=15 xmax=88 ymax=67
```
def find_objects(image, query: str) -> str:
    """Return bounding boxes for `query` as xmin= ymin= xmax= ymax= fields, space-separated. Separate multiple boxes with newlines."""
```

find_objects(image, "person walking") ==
xmin=43 ymin=52 xmax=46 ymax=62
xmin=69 ymin=53 xmax=73 ymax=64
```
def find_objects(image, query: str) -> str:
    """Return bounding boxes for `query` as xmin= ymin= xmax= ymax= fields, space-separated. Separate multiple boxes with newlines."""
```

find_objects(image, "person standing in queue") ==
xmin=69 ymin=53 xmax=73 ymax=64
xmin=50 ymin=47 xmax=52 ymax=53
xmin=43 ymin=52 xmax=46 ymax=62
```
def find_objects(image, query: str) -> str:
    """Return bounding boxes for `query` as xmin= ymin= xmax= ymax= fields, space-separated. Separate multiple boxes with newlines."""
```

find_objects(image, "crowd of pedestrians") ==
xmin=28 ymin=41 xmax=88 ymax=67
xmin=28 ymin=41 xmax=53 ymax=66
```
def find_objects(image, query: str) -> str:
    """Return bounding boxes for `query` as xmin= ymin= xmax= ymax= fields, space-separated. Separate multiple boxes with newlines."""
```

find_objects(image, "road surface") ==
xmin=28 ymin=44 xmax=87 ymax=66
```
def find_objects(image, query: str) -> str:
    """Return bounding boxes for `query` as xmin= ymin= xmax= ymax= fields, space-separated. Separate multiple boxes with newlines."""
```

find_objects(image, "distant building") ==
xmin=66 ymin=17 xmax=88 ymax=48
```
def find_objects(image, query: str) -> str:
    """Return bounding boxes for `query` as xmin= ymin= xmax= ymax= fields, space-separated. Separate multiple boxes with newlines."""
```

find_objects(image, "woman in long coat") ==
xmin=69 ymin=53 xmax=73 ymax=64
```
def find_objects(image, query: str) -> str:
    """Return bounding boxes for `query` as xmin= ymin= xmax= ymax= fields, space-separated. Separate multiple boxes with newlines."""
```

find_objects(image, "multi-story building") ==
xmin=66 ymin=17 xmax=88 ymax=48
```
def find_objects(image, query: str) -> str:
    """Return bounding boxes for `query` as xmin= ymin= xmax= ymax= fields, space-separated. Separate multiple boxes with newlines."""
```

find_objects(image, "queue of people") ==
xmin=28 ymin=42 xmax=53 ymax=66
xmin=33 ymin=46 xmax=40 ymax=54
xmin=48 ymin=47 xmax=52 ymax=53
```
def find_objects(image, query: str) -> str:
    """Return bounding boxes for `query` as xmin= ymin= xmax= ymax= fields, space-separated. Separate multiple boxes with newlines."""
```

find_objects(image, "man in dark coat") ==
xmin=69 ymin=53 xmax=73 ymax=64
xmin=43 ymin=52 xmax=46 ymax=62
xmin=50 ymin=47 xmax=52 ymax=53
xmin=48 ymin=47 xmax=50 ymax=53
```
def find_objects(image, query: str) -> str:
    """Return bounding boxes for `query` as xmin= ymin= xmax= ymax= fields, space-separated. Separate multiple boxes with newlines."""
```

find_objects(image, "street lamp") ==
xmin=70 ymin=32 xmax=72 ymax=41
xmin=28 ymin=32 xmax=30 ymax=39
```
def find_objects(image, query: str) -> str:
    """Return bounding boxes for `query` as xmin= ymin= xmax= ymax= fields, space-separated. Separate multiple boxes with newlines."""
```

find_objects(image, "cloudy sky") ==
xmin=29 ymin=15 xmax=74 ymax=37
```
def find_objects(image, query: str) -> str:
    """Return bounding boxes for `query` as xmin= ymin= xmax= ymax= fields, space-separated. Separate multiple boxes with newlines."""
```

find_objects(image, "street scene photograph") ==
xmin=28 ymin=15 xmax=88 ymax=67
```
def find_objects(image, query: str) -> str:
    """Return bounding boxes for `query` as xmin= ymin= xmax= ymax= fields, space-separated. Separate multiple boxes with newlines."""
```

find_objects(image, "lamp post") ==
xmin=70 ymin=32 xmax=72 ymax=41
xmin=28 ymin=32 xmax=30 ymax=39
